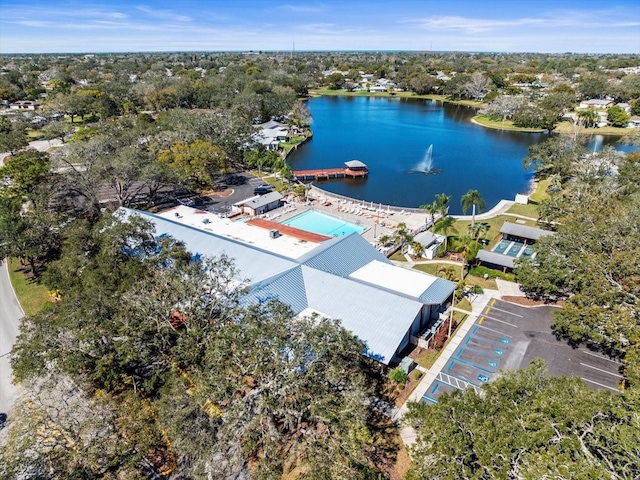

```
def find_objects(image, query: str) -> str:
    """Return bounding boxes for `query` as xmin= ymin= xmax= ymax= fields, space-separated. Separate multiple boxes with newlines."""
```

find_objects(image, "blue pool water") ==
xmin=283 ymin=210 xmax=365 ymax=237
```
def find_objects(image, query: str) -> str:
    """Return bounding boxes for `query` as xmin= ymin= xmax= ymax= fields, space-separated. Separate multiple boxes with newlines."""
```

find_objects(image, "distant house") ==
xmin=233 ymin=191 xmax=283 ymax=216
xmin=409 ymin=231 xmax=445 ymax=260
xmin=628 ymin=116 xmax=640 ymax=128
xmin=253 ymin=119 xmax=290 ymax=151
xmin=9 ymin=100 xmax=40 ymax=111
xmin=578 ymin=99 xmax=613 ymax=109
xmin=617 ymin=103 xmax=631 ymax=113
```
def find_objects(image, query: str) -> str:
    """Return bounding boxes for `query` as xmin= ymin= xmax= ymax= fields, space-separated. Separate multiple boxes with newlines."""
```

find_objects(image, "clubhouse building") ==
xmin=122 ymin=206 xmax=457 ymax=365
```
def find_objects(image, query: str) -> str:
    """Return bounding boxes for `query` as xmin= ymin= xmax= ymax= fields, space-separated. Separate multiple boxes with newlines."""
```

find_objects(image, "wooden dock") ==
xmin=294 ymin=161 xmax=369 ymax=181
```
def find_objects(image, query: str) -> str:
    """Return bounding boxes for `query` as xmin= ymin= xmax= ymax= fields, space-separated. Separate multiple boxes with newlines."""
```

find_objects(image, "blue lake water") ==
xmin=287 ymin=96 xmax=624 ymax=214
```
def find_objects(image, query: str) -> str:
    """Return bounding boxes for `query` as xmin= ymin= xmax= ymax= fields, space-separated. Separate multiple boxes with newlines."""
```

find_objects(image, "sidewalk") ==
xmin=392 ymin=291 xmax=494 ymax=446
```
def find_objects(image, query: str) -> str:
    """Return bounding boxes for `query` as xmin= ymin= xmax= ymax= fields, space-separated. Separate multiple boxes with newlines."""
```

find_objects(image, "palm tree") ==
xmin=433 ymin=216 xmax=456 ymax=253
xmin=436 ymin=264 xmax=457 ymax=282
xmin=419 ymin=201 xmax=438 ymax=227
xmin=461 ymin=189 xmax=485 ymax=228
xmin=393 ymin=222 xmax=413 ymax=251
xmin=468 ymin=222 xmax=490 ymax=245
xmin=435 ymin=193 xmax=451 ymax=219
xmin=410 ymin=240 xmax=425 ymax=258
xmin=577 ymin=109 xmax=599 ymax=128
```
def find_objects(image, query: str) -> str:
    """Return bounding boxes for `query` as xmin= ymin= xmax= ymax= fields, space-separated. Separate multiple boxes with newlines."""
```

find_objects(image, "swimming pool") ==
xmin=282 ymin=210 xmax=365 ymax=237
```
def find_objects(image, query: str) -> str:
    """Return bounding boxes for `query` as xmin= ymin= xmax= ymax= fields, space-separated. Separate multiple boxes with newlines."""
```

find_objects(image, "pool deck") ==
xmin=263 ymin=191 xmax=432 ymax=245
xmin=246 ymin=217 xmax=331 ymax=243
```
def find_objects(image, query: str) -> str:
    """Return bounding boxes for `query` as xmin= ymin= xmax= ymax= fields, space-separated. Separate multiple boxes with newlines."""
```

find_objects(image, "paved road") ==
xmin=0 ymin=259 xmax=23 ymax=416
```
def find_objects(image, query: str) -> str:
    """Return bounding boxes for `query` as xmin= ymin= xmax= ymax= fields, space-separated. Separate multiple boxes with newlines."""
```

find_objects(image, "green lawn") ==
xmin=529 ymin=178 xmax=552 ymax=203
xmin=463 ymin=274 xmax=497 ymax=290
xmin=452 ymin=215 xmax=538 ymax=244
xmin=7 ymin=258 xmax=53 ymax=316
xmin=413 ymin=263 xmax=438 ymax=275
xmin=390 ymin=251 xmax=407 ymax=262
xmin=506 ymin=203 xmax=539 ymax=219
xmin=553 ymin=121 xmax=636 ymax=136
xmin=472 ymin=114 xmax=545 ymax=133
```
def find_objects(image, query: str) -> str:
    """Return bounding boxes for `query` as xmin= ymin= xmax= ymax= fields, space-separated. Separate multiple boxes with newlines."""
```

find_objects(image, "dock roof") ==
xmin=345 ymin=160 xmax=367 ymax=169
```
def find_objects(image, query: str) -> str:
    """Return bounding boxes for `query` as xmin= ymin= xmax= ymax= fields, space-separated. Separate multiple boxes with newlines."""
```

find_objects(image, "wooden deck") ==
xmin=247 ymin=218 xmax=331 ymax=243
xmin=294 ymin=167 xmax=368 ymax=181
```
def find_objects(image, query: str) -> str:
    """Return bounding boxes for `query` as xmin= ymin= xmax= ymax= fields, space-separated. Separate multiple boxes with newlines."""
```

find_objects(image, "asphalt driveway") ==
xmin=423 ymin=299 xmax=624 ymax=403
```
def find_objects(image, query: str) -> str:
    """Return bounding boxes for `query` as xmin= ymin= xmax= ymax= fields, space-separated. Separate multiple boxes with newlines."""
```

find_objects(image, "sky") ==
xmin=0 ymin=0 xmax=639 ymax=54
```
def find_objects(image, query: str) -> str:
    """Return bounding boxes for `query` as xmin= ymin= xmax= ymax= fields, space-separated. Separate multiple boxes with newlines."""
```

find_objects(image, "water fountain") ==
xmin=410 ymin=144 xmax=439 ymax=174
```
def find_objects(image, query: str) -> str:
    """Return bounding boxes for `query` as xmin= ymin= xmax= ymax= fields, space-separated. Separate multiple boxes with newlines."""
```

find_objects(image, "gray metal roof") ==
xmin=500 ymin=222 xmax=554 ymax=241
xmin=243 ymin=264 xmax=424 ymax=364
xmin=301 ymin=266 xmax=423 ymax=364
xmin=418 ymin=277 xmax=457 ymax=305
xmin=344 ymin=160 xmax=367 ymax=168
xmin=243 ymin=191 xmax=283 ymax=209
xmin=243 ymin=266 xmax=308 ymax=313
xmin=414 ymin=231 xmax=439 ymax=247
xmin=120 ymin=208 xmax=452 ymax=365
xmin=477 ymin=250 xmax=515 ymax=269
xmin=298 ymin=233 xmax=391 ymax=277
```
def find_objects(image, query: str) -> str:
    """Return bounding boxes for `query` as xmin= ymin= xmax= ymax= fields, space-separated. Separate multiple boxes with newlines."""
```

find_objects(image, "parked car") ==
xmin=253 ymin=185 xmax=273 ymax=195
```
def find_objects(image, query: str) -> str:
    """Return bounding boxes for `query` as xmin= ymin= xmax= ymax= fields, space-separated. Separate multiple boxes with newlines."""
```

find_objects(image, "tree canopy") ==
xmin=405 ymin=360 xmax=640 ymax=480
xmin=3 ymin=214 xmax=390 ymax=479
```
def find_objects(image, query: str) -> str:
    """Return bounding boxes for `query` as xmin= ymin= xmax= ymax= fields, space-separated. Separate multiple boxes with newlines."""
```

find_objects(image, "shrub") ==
xmin=389 ymin=367 xmax=409 ymax=384
xmin=414 ymin=371 xmax=423 ymax=380
xmin=469 ymin=265 xmax=516 ymax=281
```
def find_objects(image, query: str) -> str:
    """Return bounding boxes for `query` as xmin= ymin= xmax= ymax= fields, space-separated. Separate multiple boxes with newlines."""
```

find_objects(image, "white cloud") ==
xmin=135 ymin=5 xmax=191 ymax=22
xmin=278 ymin=4 xmax=326 ymax=13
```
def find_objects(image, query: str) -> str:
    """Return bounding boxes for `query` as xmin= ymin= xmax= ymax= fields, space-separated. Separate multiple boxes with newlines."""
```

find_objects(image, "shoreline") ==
xmin=470 ymin=116 xmax=545 ymax=133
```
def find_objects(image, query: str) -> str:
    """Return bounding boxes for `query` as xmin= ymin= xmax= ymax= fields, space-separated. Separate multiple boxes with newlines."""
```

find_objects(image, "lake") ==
xmin=286 ymin=96 xmax=622 ymax=214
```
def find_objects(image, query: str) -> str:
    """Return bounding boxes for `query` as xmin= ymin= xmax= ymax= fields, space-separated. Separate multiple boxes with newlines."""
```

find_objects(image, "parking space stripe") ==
xmin=479 ymin=314 xmax=517 ymax=328
xmin=581 ymin=377 xmax=619 ymax=392
xmin=478 ymin=316 xmax=485 ymax=324
xmin=582 ymin=350 xmax=624 ymax=365
xmin=467 ymin=333 xmax=509 ymax=348
xmin=486 ymin=305 xmax=523 ymax=318
xmin=580 ymin=362 xmax=623 ymax=378
xmin=485 ymin=307 xmax=491 ymax=315
xmin=476 ymin=324 xmax=513 ymax=337
xmin=491 ymin=299 xmax=496 ymax=306
xmin=451 ymin=357 xmax=495 ymax=374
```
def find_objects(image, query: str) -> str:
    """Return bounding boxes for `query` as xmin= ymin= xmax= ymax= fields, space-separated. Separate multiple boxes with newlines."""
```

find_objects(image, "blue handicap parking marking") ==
xmin=477 ymin=374 xmax=490 ymax=382
xmin=422 ymin=396 xmax=438 ymax=404
xmin=431 ymin=384 xmax=439 ymax=394
xmin=500 ymin=337 xmax=510 ymax=344
xmin=494 ymin=349 xmax=504 ymax=355
xmin=472 ymin=326 xmax=478 ymax=334
xmin=465 ymin=337 xmax=471 ymax=345
xmin=448 ymin=361 xmax=455 ymax=370
xmin=488 ymin=360 xmax=498 ymax=367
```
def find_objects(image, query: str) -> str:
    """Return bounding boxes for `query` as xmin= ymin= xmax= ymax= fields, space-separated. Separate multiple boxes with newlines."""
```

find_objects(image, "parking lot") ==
xmin=422 ymin=299 xmax=625 ymax=403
